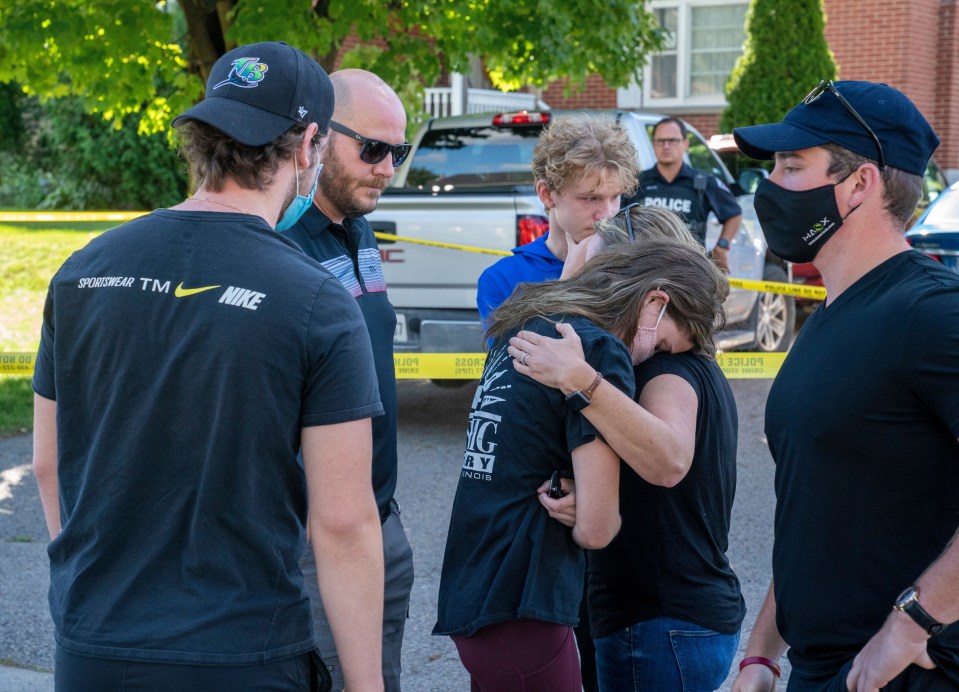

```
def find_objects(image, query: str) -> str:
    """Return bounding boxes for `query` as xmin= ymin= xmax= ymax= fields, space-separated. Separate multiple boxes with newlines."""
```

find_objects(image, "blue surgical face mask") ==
xmin=275 ymin=145 xmax=322 ymax=232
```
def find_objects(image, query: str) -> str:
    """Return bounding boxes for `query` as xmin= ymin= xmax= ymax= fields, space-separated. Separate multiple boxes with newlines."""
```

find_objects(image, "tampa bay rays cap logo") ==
xmin=212 ymin=57 xmax=269 ymax=90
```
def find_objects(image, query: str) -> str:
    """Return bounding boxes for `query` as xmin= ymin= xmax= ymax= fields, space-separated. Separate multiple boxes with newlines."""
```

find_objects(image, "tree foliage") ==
xmin=720 ymin=0 xmax=836 ymax=132
xmin=0 ymin=95 xmax=187 ymax=210
xmin=0 ymin=0 xmax=665 ymax=137
xmin=0 ymin=0 xmax=196 ymax=135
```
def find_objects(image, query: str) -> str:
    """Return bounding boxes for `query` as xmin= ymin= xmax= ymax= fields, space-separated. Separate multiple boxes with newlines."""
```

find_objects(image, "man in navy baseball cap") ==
xmin=731 ymin=82 xmax=959 ymax=692
xmin=734 ymin=80 xmax=938 ymax=177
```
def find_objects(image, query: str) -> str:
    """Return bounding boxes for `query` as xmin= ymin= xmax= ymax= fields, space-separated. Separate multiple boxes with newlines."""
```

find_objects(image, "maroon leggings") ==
xmin=451 ymin=618 xmax=582 ymax=692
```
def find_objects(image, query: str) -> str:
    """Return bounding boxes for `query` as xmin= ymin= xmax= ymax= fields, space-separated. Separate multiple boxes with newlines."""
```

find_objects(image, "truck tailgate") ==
xmin=367 ymin=192 xmax=540 ymax=310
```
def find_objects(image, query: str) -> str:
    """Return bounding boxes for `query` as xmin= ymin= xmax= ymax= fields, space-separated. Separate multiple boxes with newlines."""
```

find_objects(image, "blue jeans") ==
xmin=594 ymin=616 xmax=740 ymax=692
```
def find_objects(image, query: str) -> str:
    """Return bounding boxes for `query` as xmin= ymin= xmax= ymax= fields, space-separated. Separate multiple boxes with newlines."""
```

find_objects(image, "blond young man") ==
xmin=476 ymin=114 xmax=638 ymax=321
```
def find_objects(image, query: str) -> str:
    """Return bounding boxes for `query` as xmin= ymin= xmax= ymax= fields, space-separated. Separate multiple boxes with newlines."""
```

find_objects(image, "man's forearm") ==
xmin=732 ymin=580 xmax=788 ymax=691
xmin=312 ymin=511 xmax=384 ymax=691
xmin=745 ymin=580 xmax=788 ymax=659
xmin=302 ymin=419 xmax=384 ymax=692
xmin=32 ymin=394 xmax=60 ymax=539
xmin=720 ymin=214 xmax=742 ymax=243
xmin=914 ymin=524 xmax=959 ymax=626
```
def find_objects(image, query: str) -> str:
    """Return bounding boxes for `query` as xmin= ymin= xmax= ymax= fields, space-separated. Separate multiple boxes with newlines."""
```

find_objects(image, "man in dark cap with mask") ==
xmin=32 ymin=42 xmax=385 ymax=691
xmin=729 ymin=81 xmax=959 ymax=692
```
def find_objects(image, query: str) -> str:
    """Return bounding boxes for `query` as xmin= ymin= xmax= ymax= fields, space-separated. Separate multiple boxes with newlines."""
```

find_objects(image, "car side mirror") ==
xmin=737 ymin=168 xmax=769 ymax=194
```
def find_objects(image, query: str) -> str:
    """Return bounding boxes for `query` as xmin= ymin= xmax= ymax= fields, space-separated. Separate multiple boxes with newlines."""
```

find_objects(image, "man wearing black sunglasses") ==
xmin=284 ymin=69 xmax=413 ymax=692
xmin=731 ymin=82 xmax=959 ymax=692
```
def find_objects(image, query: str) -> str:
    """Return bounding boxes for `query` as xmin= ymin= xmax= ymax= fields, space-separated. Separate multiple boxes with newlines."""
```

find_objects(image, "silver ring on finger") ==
xmin=521 ymin=352 xmax=529 ymax=366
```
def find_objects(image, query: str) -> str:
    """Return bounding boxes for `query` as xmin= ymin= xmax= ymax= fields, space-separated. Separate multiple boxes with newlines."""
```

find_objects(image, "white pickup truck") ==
xmin=367 ymin=109 xmax=794 ymax=372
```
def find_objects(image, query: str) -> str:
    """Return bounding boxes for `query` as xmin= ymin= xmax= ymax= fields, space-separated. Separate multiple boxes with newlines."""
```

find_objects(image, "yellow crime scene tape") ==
xmin=0 ymin=211 xmax=148 ymax=223
xmin=374 ymin=232 xmax=512 ymax=258
xmin=727 ymin=277 xmax=826 ymax=301
xmin=373 ymin=232 xmax=828 ymax=301
xmin=3 ymin=211 xmax=820 ymax=380
xmin=392 ymin=351 xmax=787 ymax=380
xmin=1 ymin=211 xmax=828 ymax=301
xmin=3 ymin=350 xmax=786 ymax=378
xmin=0 ymin=353 xmax=37 ymax=375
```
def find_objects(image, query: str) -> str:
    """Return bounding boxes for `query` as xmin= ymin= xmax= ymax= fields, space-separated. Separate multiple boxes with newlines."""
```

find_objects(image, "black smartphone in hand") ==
xmin=548 ymin=470 xmax=569 ymax=499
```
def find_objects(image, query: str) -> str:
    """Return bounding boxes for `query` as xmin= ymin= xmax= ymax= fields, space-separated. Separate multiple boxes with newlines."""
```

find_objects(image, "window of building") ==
xmin=641 ymin=0 xmax=748 ymax=108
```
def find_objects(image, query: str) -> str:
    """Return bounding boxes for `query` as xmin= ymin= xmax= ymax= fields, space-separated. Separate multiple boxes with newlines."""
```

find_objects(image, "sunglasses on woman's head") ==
xmin=616 ymin=202 xmax=643 ymax=242
xmin=328 ymin=120 xmax=412 ymax=166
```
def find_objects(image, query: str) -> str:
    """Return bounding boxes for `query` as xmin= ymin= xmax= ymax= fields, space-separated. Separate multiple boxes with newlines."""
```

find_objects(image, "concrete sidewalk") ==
xmin=0 ymin=665 xmax=52 ymax=691
xmin=0 ymin=433 xmax=54 ymax=691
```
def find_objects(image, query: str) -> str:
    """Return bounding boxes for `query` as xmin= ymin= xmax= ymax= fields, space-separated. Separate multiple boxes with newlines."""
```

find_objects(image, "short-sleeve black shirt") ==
xmin=434 ymin=316 xmax=635 ymax=637
xmin=766 ymin=251 xmax=959 ymax=681
xmin=32 ymin=209 xmax=382 ymax=664
xmin=588 ymin=352 xmax=744 ymax=638
xmin=284 ymin=205 xmax=399 ymax=521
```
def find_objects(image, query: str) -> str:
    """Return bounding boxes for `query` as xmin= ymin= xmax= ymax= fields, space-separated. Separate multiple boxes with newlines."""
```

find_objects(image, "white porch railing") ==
xmin=423 ymin=74 xmax=547 ymax=117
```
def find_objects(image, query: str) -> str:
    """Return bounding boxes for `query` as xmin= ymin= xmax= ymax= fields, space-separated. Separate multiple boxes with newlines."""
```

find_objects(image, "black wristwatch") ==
xmin=564 ymin=372 xmax=604 ymax=411
xmin=715 ymin=237 xmax=731 ymax=250
xmin=894 ymin=585 xmax=946 ymax=636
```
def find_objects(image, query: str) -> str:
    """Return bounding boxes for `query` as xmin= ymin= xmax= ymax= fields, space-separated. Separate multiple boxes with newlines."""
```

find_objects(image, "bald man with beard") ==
xmin=284 ymin=69 xmax=413 ymax=692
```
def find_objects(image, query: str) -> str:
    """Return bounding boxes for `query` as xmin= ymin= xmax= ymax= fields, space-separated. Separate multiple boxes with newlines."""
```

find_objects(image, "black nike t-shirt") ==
xmin=33 ymin=209 xmax=382 ymax=664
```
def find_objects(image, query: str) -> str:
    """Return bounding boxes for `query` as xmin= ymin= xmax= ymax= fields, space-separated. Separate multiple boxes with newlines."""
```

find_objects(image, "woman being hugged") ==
xmin=434 ymin=238 xmax=729 ymax=692
xmin=510 ymin=211 xmax=744 ymax=692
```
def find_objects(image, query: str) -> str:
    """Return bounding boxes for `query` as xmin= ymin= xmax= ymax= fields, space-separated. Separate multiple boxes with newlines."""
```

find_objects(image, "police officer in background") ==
xmin=625 ymin=117 xmax=742 ymax=272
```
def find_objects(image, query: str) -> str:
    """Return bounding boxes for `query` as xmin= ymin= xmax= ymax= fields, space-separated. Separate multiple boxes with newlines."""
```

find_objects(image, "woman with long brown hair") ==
xmin=509 ymin=208 xmax=745 ymax=691
xmin=434 ymin=237 xmax=728 ymax=691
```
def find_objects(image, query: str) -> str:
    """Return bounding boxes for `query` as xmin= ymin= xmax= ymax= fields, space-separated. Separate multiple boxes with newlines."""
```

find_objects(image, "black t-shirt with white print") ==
xmin=434 ymin=315 xmax=635 ymax=637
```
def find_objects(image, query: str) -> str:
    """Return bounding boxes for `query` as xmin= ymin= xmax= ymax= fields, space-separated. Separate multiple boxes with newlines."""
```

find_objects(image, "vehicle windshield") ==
xmin=923 ymin=187 xmax=959 ymax=226
xmin=400 ymin=126 xmax=541 ymax=190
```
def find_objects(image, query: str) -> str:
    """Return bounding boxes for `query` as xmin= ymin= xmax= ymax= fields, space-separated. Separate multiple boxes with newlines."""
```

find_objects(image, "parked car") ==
xmin=905 ymin=179 xmax=959 ymax=275
xmin=367 ymin=110 xmax=795 ymax=388
xmin=708 ymin=133 xmax=770 ymax=193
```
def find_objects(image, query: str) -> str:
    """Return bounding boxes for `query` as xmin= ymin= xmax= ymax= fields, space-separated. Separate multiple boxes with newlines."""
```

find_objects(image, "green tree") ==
xmin=0 ymin=95 xmax=187 ymax=210
xmin=0 ymin=83 xmax=25 ymax=151
xmin=720 ymin=0 xmax=836 ymax=132
xmin=0 ymin=0 xmax=665 ymax=137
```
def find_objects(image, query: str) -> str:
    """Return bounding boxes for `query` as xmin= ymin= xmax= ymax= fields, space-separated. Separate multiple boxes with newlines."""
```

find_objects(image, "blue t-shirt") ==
xmin=33 ymin=209 xmax=383 ymax=664
xmin=284 ymin=205 xmax=398 ymax=521
xmin=476 ymin=233 xmax=564 ymax=321
xmin=434 ymin=316 xmax=635 ymax=637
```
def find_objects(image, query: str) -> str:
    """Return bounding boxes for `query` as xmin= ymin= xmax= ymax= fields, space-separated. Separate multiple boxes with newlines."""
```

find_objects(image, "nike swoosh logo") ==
xmin=174 ymin=282 xmax=221 ymax=298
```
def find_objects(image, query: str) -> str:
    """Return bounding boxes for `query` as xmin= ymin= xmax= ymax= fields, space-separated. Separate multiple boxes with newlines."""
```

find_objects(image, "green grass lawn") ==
xmin=0 ymin=221 xmax=114 ymax=437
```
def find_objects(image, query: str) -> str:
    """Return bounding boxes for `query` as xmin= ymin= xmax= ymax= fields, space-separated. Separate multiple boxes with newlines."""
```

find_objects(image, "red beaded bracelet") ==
xmin=739 ymin=656 xmax=781 ymax=677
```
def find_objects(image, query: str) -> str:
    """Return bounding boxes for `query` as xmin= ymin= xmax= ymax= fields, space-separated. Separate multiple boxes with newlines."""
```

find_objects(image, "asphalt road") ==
xmin=0 ymin=376 xmax=789 ymax=690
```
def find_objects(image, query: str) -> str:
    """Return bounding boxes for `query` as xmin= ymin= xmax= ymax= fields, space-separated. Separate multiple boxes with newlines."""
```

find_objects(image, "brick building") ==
xmin=540 ymin=0 xmax=959 ymax=180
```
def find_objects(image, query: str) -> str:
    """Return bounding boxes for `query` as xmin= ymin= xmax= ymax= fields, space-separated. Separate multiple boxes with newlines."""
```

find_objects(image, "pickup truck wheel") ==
xmin=748 ymin=263 xmax=795 ymax=352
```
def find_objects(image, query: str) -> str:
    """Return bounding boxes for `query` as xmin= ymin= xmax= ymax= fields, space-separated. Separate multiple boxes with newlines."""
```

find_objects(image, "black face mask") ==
xmin=753 ymin=176 xmax=857 ymax=263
